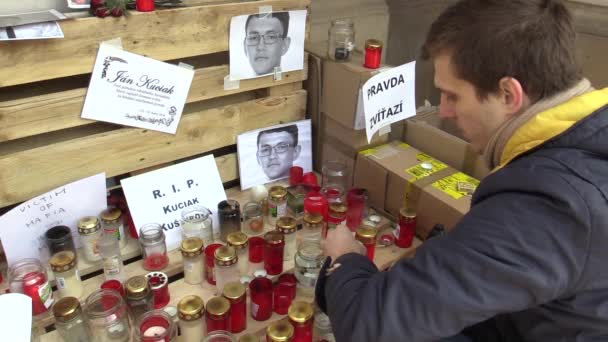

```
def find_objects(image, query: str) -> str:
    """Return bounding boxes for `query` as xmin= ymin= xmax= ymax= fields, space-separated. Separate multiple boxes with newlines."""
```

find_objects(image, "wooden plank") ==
xmin=0 ymin=59 xmax=308 ymax=143
xmin=0 ymin=0 xmax=311 ymax=87
xmin=0 ymin=91 xmax=306 ymax=207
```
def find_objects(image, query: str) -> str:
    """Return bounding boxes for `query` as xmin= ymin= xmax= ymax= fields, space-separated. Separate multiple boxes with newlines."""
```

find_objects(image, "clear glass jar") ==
xmin=139 ymin=223 xmax=169 ymax=271
xmin=346 ymin=188 xmax=369 ymax=231
xmin=242 ymin=202 xmax=265 ymax=236
xmin=227 ymin=232 xmax=249 ymax=277
xmin=205 ymin=297 xmax=231 ymax=333
xmin=134 ymin=309 xmax=177 ymax=342
xmin=277 ymin=216 xmax=297 ymax=262
xmin=263 ymin=231 xmax=284 ymax=276
xmin=181 ymin=205 xmax=213 ymax=247
xmin=321 ymin=160 xmax=347 ymax=200
xmin=99 ymin=232 xmax=125 ymax=282
xmin=84 ymin=289 xmax=131 ymax=342
xmin=299 ymin=213 xmax=323 ymax=247
xmin=45 ymin=225 xmax=76 ymax=258
xmin=50 ymin=251 xmax=83 ymax=299
xmin=180 ymin=237 xmax=204 ymax=285
xmin=8 ymin=258 xmax=54 ymax=316
xmin=328 ymin=19 xmax=355 ymax=62
xmin=288 ymin=301 xmax=314 ymax=342
xmin=178 ymin=295 xmax=205 ymax=342
xmin=204 ymin=330 xmax=236 ymax=342
xmin=268 ymin=186 xmax=288 ymax=227
xmin=266 ymin=320 xmax=294 ymax=342
xmin=101 ymin=207 xmax=128 ymax=250
xmin=78 ymin=216 xmax=103 ymax=262
xmin=218 ymin=200 xmax=241 ymax=242
xmin=214 ymin=246 xmax=240 ymax=295
xmin=294 ymin=242 xmax=324 ymax=297
xmin=52 ymin=296 xmax=90 ymax=342
xmin=125 ymin=275 xmax=154 ymax=322
xmin=222 ymin=281 xmax=247 ymax=333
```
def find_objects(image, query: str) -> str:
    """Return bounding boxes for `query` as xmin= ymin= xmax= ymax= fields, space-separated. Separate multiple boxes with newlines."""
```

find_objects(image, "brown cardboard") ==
xmin=320 ymin=114 xmax=390 ymax=158
xmin=320 ymin=142 xmax=356 ymax=187
xmin=305 ymin=52 xmax=324 ymax=170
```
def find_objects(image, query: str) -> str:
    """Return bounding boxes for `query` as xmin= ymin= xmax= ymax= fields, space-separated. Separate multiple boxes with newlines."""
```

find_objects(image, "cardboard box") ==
xmin=320 ymin=114 xmax=390 ymax=157
xmin=354 ymin=141 xmax=476 ymax=238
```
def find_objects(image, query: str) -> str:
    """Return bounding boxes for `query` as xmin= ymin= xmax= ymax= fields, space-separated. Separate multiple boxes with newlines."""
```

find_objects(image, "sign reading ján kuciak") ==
xmin=362 ymin=61 xmax=416 ymax=143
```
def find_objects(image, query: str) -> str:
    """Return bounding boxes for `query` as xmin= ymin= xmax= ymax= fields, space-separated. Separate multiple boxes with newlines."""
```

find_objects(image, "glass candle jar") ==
xmin=249 ymin=276 xmax=273 ymax=321
xmin=181 ymin=237 xmax=204 ymax=285
xmin=53 ymin=296 xmax=90 ymax=342
xmin=277 ymin=216 xmax=297 ymax=261
xmin=218 ymin=200 xmax=241 ymax=242
xmin=147 ymin=272 xmax=170 ymax=309
xmin=205 ymin=244 xmax=223 ymax=286
xmin=346 ymin=188 xmax=368 ymax=232
xmin=287 ymin=185 xmax=309 ymax=229
xmin=8 ymin=258 xmax=54 ymax=316
xmin=84 ymin=289 xmax=131 ymax=342
xmin=101 ymin=207 xmax=127 ymax=250
xmin=299 ymin=213 xmax=323 ymax=247
xmin=204 ymin=331 xmax=236 ymax=342
xmin=242 ymin=202 xmax=265 ymax=236
xmin=364 ymin=39 xmax=383 ymax=69
xmin=205 ymin=297 xmax=231 ymax=333
xmin=50 ymin=251 xmax=83 ymax=299
xmin=136 ymin=0 xmax=155 ymax=12
xmin=99 ymin=232 xmax=125 ymax=282
xmin=181 ymin=205 xmax=213 ymax=247
xmin=303 ymin=191 xmax=328 ymax=226
xmin=288 ymin=301 xmax=314 ymax=342
xmin=273 ymin=274 xmax=297 ymax=315
xmin=101 ymin=279 xmax=125 ymax=298
xmin=268 ymin=186 xmax=288 ymax=227
xmin=321 ymin=161 xmax=347 ymax=196
xmin=248 ymin=236 xmax=265 ymax=275
xmin=267 ymin=320 xmax=294 ymax=342
xmin=227 ymin=232 xmax=249 ymax=277
xmin=178 ymin=295 xmax=205 ymax=342
xmin=396 ymin=208 xmax=416 ymax=248
xmin=327 ymin=202 xmax=347 ymax=230
xmin=139 ymin=223 xmax=169 ymax=271
xmin=125 ymin=275 xmax=154 ymax=322
xmin=222 ymin=281 xmax=247 ymax=333
xmin=355 ymin=225 xmax=378 ymax=261
xmin=263 ymin=231 xmax=285 ymax=275
xmin=134 ymin=309 xmax=177 ymax=342
xmin=78 ymin=216 xmax=102 ymax=262
xmin=294 ymin=242 xmax=324 ymax=297
xmin=45 ymin=225 xmax=76 ymax=257
xmin=214 ymin=246 xmax=240 ymax=295
xmin=327 ymin=19 xmax=355 ymax=62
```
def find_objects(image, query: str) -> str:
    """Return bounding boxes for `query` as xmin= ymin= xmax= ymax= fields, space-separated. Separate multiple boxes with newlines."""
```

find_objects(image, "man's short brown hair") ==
xmin=421 ymin=0 xmax=582 ymax=102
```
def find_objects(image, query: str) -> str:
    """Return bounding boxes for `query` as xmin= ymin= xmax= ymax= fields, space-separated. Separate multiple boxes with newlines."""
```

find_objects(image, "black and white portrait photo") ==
xmin=229 ymin=10 xmax=307 ymax=81
xmin=237 ymin=120 xmax=312 ymax=190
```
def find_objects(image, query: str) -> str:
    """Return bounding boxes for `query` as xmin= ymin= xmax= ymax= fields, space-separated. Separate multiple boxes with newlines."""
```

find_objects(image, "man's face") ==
xmin=257 ymin=131 xmax=301 ymax=180
xmin=434 ymin=53 xmax=511 ymax=153
xmin=245 ymin=17 xmax=291 ymax=75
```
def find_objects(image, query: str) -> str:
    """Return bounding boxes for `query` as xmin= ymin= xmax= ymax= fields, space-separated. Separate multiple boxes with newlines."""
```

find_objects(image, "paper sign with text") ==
xmin=82 ymin=43 xmax=194 ymax=134
xmin=120 ymin=155 xmax=227 ymax=251
xmin=362 ymin=61 xmax=416 ymax=143
xmin=0 ymin=173 xmax=107 ymax=266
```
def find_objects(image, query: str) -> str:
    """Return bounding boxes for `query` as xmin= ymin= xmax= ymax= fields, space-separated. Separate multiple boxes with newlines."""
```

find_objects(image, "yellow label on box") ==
xmin=399 ymin=142 xmax=410 ymax=149
xmin=406 ymin=158 xmax=447 ymax=181
xmin=359 ymin=148 xmax=377 ymax=156
xmin=432 ymin=172 xmax=480 ymax=200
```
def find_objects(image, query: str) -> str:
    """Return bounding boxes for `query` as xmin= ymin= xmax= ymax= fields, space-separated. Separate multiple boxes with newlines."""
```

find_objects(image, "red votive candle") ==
xmin=136 ymin=0 xmax=155 ymax=12
xmin=205 ymin=297 xmax=231 ymax=333
xmin=273 ymin=283 xmax=293 ymax=315
xmin=263 ymin=231 xmax=284 ymax=276
xmin=288 ymin=301 xmax=314 ymax=342
xmin=346 ymin=188 xmax=368 ymax=231
xmin=222 ymin=281 xmax=247 ymax=333
xmin=290 ymin=166 xmax=304 ymax=186
xmin=146 ymin=272 xmax=170 ymax=309
xmin=396 ymin=208 xmax=416 ymax=248
xmin=101 ymin=279 xmax=125 ymax=298
xmin=364 ymin=39 xmax=383 ymax=69
xmin=205 ymin=243 xmax=223 ymax=286
xmin=278 ymin=273 xmax=297 ymax=300
xmin=301 ymin=172 xmax=318 ymax=187
xmin=249 ymin=276 xmax=273 ymax=321
xmin=355 ymin=225 xmax=378 ymax=261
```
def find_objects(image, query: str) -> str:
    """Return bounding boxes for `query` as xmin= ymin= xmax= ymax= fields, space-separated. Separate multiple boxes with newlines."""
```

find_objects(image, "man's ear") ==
xmin=293 ymin=144 xmax=301 ymax=161
xmin=498 ymin=77 xmax=526 ymax=117
xmin=281 ymin=37 xmax=291 ymax=56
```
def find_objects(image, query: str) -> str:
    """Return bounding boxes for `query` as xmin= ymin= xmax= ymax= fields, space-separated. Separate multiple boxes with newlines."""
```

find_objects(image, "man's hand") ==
xmin=323 ymin=224 xmax=366 ymax=264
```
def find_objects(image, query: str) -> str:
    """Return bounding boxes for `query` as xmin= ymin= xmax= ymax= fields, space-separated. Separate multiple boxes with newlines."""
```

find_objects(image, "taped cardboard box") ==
xmin=354 ymin=141 xmax=477 ymax=238
xmin=320 ymin=113 xmax=390 ymax=156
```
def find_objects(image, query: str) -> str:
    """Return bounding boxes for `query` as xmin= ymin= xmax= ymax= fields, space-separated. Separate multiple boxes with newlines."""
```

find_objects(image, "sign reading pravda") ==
xmin=362 ymin=61 xmax=417 ymax=143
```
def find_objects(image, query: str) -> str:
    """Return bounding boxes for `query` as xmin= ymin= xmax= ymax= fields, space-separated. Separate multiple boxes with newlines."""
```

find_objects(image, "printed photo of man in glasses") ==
xmin=256 ymin=124 xmax=301 ymax=181
xmin=244 ymin=12 xmax=291 ymax=76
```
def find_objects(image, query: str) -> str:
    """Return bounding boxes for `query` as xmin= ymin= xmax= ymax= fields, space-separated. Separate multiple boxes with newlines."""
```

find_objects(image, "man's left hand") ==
xmin=323 ymin=224 xmax=366 ymax=264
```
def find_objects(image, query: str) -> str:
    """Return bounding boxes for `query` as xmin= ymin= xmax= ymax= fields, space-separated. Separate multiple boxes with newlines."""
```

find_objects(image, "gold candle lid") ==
xmin=49 ymin=251 xmax=77 ymax=272
xmin=214 ymin=246 xmax=237 ymax=266
xmin=52 ymin=296 xmax=81 ymax=322
xmin=266 ymin=320 xmax=294 ymax=341
xmin=288 ymin=301 xmax=314 ymax=324
xmin=125 ymin=275 xmax=150 ymax=299
xmin=205 ymin=296 xmax=231 ymax=318
xmin=227 ymin=231 xmax=249 ymax=250
xmin=269 ymin=186 xmax=287 ymax=199
xmin=77 ymin=216 xmax=101 ymax=235
xmin=399 ymin=208 xmax=416 ymax=219
xmin=177 ymin=295 xmax=204 ymax=321
xmin=239 ymin=334 xmax=259 ymax=342
xmin=355 ymin=225 xmax=378 ymax=244
xmin=276 ymin=216 xmax=297 ymax=234
xmin=365 ymin=39 xmax=383 ymax=49
xmin=222 ymin=281 xmax=246 ymax=301
xmin=180 ymin=237 xmax=204 ymax=257
xmin=100 ymin=207 xmax=122 ymax=224
xmin=264 ymin=231 xmax=284 ymax=245
xmin=329 ymin=202 xmax=348 ymax=214
xmin=303 ymin=213 xmax=323 ymax=225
